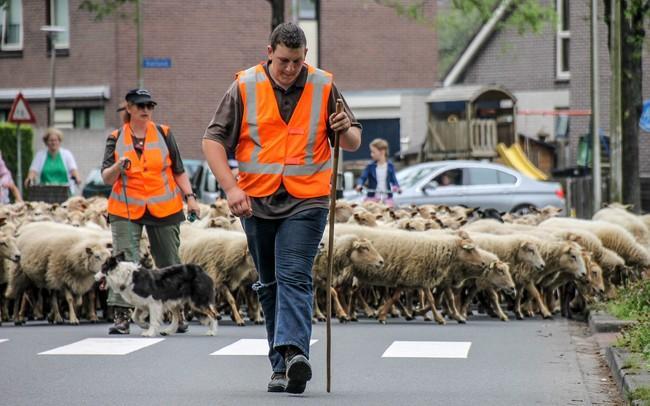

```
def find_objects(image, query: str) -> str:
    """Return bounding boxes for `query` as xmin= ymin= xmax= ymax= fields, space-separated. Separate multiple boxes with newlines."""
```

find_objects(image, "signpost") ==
xmin=640 ymin=100 xmax=650 ymax=133
xmin=8 ymin=92 xmax=36 ymax=195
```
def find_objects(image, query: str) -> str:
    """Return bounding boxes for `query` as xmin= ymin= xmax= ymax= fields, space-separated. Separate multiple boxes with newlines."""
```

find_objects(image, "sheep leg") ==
xmin=330 ymin=286 xmax=350 ymax=323
xmin=424 ymin=287 xmax=446 ymax=325
xmin=63 ymin=288 xmax=80 ymax=325
xmin=335 ymin=286 xmax=350 ymax=316
xmin=222 ymin=287 xmax=245 ymax=326
xmin=33 ymin=289 xmax=44 ymax=320
xmin=85 ymin=290 xmax=98 ymax=323
xmin=514 ymin=285 xmax=525 ymax=320
xmin=445 ymin=287 xmax=466 ymax=323
xmin=461 ymin=286 xmax=479 ymax=317
xmin=355 ymin=289 xmax=377 ymax=318
xmin=488 ymin=288 xmax=508 ymax=321
xmin=245 ymin=287 xmax=263 ymax=324
xmin=377 ymin=287 xmax=402 ymax=324
xmin=313 ymin=286 xmax=326 ymax=322
xmin=525 ymin=282 xmax=552 ymax=319
xmin=345 ymin=286 xmax=358 ymax=321
xmin=47 ymin=290 xmax=64 ymax=325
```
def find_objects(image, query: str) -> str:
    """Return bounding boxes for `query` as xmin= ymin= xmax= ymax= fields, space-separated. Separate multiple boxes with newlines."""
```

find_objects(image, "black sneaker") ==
xmin=285 ymin=353 xmax=312 ymax=394
xmin=267 ymin=372 xmax=287 ymax=392
xmin=108 ymin=307 xmax=131 ymax=335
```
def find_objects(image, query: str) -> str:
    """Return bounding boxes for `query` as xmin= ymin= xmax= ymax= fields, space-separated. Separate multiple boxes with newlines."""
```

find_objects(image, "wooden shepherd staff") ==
xmin=326 ymin=99 xmax=344 ymax=393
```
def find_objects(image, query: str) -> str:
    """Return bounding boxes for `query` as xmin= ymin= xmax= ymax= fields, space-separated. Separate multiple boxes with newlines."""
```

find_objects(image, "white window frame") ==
xmin=0 ymin=0 xmax=24 ymax=51
xmin=556 ymin=0 xmax=570 ymax=80
xmin=50 ymin=0 xmax=70 ymax=49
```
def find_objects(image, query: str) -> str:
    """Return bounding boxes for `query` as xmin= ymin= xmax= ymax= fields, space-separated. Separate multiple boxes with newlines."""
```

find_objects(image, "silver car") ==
xmin=345 ymin=160 xmax=565 ymax=213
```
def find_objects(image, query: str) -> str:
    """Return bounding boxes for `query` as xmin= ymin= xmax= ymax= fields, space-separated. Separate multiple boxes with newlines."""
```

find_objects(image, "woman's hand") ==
xmin=225 ymin=185 xmax=253 ymax=218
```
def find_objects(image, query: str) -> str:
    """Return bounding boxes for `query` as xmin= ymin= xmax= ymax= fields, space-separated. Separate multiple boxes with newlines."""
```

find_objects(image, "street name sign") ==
xmin=143 ymin=58 xmax=172 ymax=69
xmin=640 ymin=99 xmax=650 ymax=133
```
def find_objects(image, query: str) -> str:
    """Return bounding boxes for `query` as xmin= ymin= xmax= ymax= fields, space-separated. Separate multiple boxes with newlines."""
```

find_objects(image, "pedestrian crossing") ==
xmin=0 ymin=336 xmax=472 ymax=358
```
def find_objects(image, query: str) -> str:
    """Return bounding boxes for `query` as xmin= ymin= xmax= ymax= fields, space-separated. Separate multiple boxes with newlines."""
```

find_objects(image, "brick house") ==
xmin=0 ymin=0 xmax=437 ymax=180
xmin=439 ymin=0 xmax=650 ymax=206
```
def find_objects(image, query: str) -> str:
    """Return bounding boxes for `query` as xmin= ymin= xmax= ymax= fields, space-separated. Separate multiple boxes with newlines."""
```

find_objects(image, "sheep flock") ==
xmin=0 ymin=195 xmax=648 ymax=330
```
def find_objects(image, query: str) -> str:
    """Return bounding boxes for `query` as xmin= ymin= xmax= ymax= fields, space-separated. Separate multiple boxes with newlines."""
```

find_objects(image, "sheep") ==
xmin=179 ymin=225 xmax=254 ymax=326
xmin=346 ymin=210 xmax=382 ymax=227
xmin=593 ymin=206 xmax=650 ymax=246
xmin=12 ymin=222 xmax=112 ymax=324
xmin=311 ymin=234 xmax=384 ymax=322
xmin=332 ymin=224 xmax=495 ymax=324
xmin=0 ymin=231 xmax=20 ymax=324
xmin=540 ymin=217 xmax=650 ymax=276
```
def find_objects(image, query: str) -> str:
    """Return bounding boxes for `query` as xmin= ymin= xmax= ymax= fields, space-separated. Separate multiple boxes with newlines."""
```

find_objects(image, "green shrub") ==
xmin=607 ymin=280 xmax=650 ymax=320
xmin=0 ymin=123 xmax=34 ymax=188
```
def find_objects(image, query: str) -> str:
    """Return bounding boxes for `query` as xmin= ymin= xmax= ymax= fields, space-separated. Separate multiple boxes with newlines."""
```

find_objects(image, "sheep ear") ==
xmin=456 ymin=230 xmax=470 ymax=240
xmin=105 ymin=242 xmax=113 ymax=249
xmin=489 ymin=262 xmax=496 ymax=270
xmin=461 ymin=242 xmax=475 ymax=250
xmin=86 ymin=247 xmax=93 ymax=255
xmin=210 ymin=203 xmax=217 ymax=209
xmin=354 ymin=213 xmax=361 ymax=220
xmin=352 ymin=240 xmax=362 ymax=249
xmin=375 ymin=214 xmax=383 ymax=220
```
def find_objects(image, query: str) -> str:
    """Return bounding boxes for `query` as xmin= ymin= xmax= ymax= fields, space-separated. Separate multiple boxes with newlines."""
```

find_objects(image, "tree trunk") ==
xmin=268 ymin=0 xmax=285 ymax=32
xmin=620 ymin=0 xmax=645 ymax=212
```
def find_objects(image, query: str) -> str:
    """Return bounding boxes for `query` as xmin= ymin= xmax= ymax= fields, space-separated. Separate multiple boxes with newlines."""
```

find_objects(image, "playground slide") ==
xmin=497 ymin=143 xmax=549 ymax=181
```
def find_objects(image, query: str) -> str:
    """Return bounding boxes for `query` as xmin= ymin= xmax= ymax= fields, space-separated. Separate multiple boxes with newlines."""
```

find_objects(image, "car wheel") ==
xmin=511 ymin=204 xmax=536 ymax=215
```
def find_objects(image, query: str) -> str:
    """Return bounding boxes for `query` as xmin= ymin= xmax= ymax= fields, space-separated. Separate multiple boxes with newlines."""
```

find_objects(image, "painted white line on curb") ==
xmin=382 ymin=341 xmax=472 ymax=359
xmin=39 ymin=338 xmax=165 ymax=355
xmin=211 ymin=339 xmax=318 ymax=356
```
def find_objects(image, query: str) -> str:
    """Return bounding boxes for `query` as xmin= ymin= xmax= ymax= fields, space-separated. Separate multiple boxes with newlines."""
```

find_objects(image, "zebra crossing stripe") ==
xmin=0 ymin=339 xmax=8 ymax=344
xmin=39 ymin=338 xmax=165 ymax=355
xmin=211 ymin=339 xmax=318 ymax=356
xmin=382 ymin=341 xmax=472 ymax=359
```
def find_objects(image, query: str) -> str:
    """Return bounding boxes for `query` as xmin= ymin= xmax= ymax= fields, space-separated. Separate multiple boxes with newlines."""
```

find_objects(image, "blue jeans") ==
xmin=242 ymin=208 xmax=328 ymax=373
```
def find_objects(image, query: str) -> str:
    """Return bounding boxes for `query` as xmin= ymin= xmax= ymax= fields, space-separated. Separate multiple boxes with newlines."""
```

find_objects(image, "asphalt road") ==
xmin=0 ymin=316 xmax=622 ymax=406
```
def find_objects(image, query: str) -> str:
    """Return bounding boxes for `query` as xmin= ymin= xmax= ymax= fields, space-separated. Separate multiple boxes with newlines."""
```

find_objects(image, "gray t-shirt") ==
xmin=203 ymin=63 xmax=361 ymax=219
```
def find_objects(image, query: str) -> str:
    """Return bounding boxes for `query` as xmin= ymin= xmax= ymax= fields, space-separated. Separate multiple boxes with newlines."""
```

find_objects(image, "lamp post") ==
xmin=40 ymin=25 xmax=66 ymax=127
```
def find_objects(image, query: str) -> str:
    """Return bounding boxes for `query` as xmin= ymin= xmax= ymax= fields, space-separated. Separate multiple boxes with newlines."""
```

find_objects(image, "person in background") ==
xmin=355 ymin=138 xmax=401 ymax=206
xmin=202 ymin=22 xmax=361 ymax=394
xmin=25 ymin=128 xmax=81 ymax=194
xmin=101 ymin=88 xmax=200 ymax=335
xmin=0 ymin=151 xmax=22 ymax=203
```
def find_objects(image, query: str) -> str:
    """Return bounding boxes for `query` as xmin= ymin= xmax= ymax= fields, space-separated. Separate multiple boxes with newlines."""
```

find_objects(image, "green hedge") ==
xmin=0 ymin=122 xmax=34 ymax=188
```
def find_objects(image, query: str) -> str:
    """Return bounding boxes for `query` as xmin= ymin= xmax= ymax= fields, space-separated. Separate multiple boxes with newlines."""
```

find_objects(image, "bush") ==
xmin=610 ymin=280 xmax=650 ymax=365
xmin=0 ymin=123 xmax=34 ymax=188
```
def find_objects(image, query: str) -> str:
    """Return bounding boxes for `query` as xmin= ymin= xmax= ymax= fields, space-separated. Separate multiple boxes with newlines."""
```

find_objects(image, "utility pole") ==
xmin=609 ymin=0 xmax=622 ymax=203
xmin=136 ymin=0 xmax=144 ymax=88
xmin=591 ymin=0 xmax=601 ymax=212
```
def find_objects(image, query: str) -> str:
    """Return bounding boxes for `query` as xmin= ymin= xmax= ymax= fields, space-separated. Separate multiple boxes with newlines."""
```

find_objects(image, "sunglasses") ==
xmin=135 ymin=102 xmax=156 ymax=110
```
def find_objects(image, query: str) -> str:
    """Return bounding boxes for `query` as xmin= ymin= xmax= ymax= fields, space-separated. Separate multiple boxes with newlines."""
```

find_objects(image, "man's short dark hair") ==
xmin=269 ymin=22 xmax=307 ymax=50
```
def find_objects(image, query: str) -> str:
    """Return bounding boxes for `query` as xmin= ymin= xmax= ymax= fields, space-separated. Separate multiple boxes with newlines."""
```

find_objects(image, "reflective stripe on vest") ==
xmin=108 ymin=123 xmax=182 ymax=218
xmin=236 ymin=64 xmax=333 ymax=197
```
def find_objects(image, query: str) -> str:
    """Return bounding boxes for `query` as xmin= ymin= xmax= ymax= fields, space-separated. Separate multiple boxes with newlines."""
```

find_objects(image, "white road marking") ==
xmin=382 ymin=341 xmax=472 ymax=359
xmin=39 ymin=338 xmax=165 ymax=355
xmin=0 ymin=339 xmax=8 ymax=344
xmin=211 ymin=339 xmax=318 ymax=356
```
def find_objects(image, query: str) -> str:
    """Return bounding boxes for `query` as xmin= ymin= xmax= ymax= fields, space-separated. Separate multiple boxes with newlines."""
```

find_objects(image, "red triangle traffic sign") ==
xmin=8 ymin=92 xmax=36 ymax=124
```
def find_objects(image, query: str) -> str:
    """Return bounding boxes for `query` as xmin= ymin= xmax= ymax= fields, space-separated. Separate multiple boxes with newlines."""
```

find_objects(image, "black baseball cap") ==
xmin=125 ymin=88 xmax=157 ymax=105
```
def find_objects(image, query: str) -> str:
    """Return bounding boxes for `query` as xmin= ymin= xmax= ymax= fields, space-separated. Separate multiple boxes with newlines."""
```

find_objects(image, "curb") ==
xmin=605 ymin=346 xmax=650 ymax=405
xmin=588 ymin=310 xmax=636 ymax=334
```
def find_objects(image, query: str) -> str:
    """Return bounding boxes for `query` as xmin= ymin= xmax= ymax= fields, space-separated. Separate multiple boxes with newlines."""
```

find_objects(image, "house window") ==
xmin=299 ymin=0 xmax=317 ymax=19
xmin=556 ymin=0 xmax=570 ymax=80
xmin=49 ymin=0 xmax=70 ymax=49
xmin=54 ymin=108 xmax=104 ymax=129
xmin=0 ymin=0 xmax=23 ymax=51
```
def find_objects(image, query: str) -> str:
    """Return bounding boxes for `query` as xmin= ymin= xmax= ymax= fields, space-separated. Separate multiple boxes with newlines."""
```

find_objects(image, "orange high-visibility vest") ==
xmin=107 ymin=122 xmax=183 ymax=219
xmin=235 ymin=63 xmax=333 ymax=198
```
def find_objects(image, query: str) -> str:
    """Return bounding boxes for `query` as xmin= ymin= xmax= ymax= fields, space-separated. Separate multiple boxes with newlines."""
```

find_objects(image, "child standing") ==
xmin=355 ymin=138 xmax=401 ymax=206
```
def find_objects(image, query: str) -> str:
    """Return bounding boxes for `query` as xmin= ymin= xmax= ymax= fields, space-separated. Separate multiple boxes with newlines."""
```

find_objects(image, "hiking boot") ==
xmin=108 ymin=307 xmax=131 ymax=335
xmin=285 ymin=347 xmax=312 ymax=394
xmin=267 ymin=372 xmax=287 ymax=392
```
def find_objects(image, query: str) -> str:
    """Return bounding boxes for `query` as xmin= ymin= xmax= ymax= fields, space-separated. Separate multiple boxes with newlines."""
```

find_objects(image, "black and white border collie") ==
xmin=95 ymin=253 xmax=218 ymax=336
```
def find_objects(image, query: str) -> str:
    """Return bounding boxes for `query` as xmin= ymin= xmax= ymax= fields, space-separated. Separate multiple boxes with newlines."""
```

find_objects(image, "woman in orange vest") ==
xmin=203 ymin=23 xmax=361 ymax=394
xmin=101 ymin=88 xmax=200 ymax=335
